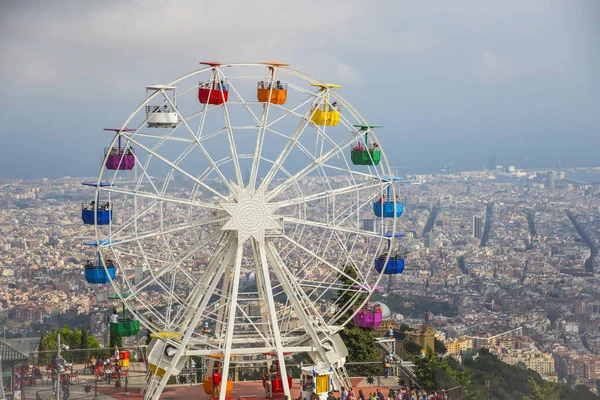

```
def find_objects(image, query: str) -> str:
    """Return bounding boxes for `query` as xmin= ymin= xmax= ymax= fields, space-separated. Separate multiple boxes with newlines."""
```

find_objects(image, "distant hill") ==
xmin=465 ymin=349 xmax=599 ymax=400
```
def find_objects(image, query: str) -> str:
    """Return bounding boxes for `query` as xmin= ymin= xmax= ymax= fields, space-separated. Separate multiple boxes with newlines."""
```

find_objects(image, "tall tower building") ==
xmin=424 ymin=233 xmax=433 ymax=248
xmin=489 ymin=153 xmax=497 ymax=172
xmin=134 ymin=264 xmax=146 ymax=285
xmin=472 ymin=216 xmax=483 ymax=239
xmin=546 ymin=171 xmax=556 ymax=190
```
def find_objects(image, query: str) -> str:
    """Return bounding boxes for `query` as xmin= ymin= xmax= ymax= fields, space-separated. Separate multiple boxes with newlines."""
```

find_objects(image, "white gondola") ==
xmin=145 ymin=85 xmax=179 ymax=128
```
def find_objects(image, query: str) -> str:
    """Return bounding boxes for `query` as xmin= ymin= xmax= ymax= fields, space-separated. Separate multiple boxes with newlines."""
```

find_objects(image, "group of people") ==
xmin=376 ymin=194 xmax=401 ymax=203
xmin=154 ymin=104 xmax=172 ymax=112
xmin=352 ymin=141 xmax=379 ymax=152
xmin=200 ymin=80 xmax=228 ymax=91
xmin=352 ymin=387 xmax=449 ymax=400
xmin=108 ymin=147 xmax=134 ymax=156
xmin=88 ymin=200 xmax=110 ymax=210
xmin=311 ymin=102 xmax=339 ymax=113
xmin=259 ymin=80 xmax=285 ymax=90
xmin=92 ymin=352 xmax=122 ymax=384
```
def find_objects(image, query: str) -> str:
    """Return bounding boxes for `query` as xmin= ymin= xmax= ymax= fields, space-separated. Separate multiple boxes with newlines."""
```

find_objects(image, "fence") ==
xmin=27 ymin=352 xmax=462 ymax=398
xmin=31 ymin=346 xmax=147 ymax=367
xmin=433 ymin=364 xmax=466 ymax=400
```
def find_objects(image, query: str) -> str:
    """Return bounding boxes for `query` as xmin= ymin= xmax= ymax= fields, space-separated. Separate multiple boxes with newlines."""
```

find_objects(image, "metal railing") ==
xmin=146 ymin=105 xmax=177 ymax=114
xmin=81 ymin=202 xmax=111 ymax=210
xmin=104 ymin=147 xmax=135 ymax=155
xmin=257 ymin=80 xmax=288 ymax=90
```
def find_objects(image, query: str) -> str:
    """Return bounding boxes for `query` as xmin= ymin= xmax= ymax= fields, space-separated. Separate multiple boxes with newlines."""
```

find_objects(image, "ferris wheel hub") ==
xmin=219 ymin=183 xmax=281 ymax=245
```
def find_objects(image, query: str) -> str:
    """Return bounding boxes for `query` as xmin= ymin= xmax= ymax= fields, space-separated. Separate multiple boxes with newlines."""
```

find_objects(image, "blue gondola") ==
xmin=375 ymin=232 xmax=405 ymax=275
xmin=81 ymin=204 xmax=112 ymax=225
xmin=83 ymin=240 xmax=116 ymax=284
xmin=375 ymin=253 xmax=405 ymax=274
xmin=373 ymin=176 xmax=404 ymax=218
xmin=373 ymin=201 xmax=403 ymax=218
xmin=84 ymin=260 xmax=116 ymax=284
xmin=81 ymin=182 xmax=114 ymax=225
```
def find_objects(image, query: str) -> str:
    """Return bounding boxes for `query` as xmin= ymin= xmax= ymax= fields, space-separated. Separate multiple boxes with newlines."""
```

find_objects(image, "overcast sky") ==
xmin=0 ymin=0 xmax=599 ymax=178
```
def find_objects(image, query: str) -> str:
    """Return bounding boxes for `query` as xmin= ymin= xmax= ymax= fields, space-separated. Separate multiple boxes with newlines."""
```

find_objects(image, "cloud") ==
xmin=473 ymin=50 xmax=520 ymax=83
xmin=0 ymin=1 xmax=375 ymax=94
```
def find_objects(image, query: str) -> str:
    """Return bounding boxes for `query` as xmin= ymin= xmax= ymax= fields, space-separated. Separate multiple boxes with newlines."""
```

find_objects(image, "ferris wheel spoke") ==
xmin=249 ymin=81 xmax=274 ymax=191
xmin=266 ymin=131 xmax=357 ymax=201
xmin=235 ymin=300 xmax=271 ymax=346
xmin=171 ymin=233 xmax=234 ymax=330
xmin=266 ymin=96 xmax=315 ymax=128
xmin=282 ymin=216 xmax=386 ymax=241
xmin=125 ymin=135 xmax=230 ymax=201
xmin=258 ymin=93 xmax=324 ymax=192
xmin=106 ymin=197 xmax=160 ymax=238
xmin=127 ymin=230 xmax=224 ymax=300
xmin=103 ymin=185 xmax=218 ymax=210
xmin=265 ymin=241 xmax=328 ymax=328
xmin=133 ymin=132 xmax=196 ymax=144
xmin=278 ymin=234 xmax=364 ymax=288
xmin=275 ymin=180 xmax=387 ymax=209
xmin=221 ymin=76 xmax=261 ymax=126
xmin=163 ymin=94 xmax=236 ymax=195
xmin=216 ymin=69 xmax=244 ymax=187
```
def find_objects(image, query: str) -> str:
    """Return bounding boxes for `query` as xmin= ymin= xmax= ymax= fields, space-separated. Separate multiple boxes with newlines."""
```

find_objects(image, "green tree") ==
xmin=334 ymin=264 xmax=366 ymax=321
xmin=412 ymin=347 xmax=436 ymax=390
xmin=434 ymin=338 xmax=447 ymax=354
xmin=412 ymin=347 xmax=474 ymax=398
xmin=567 ymin=374 xmax=577 ymax=387
xmin=336 ymin=264 xmax=380 ymax=376
xmin=526 ymin=376 xmax=560 ymax=400
xmin=38 ymin=327 xmax=101 ymax=364
xmin=403 ymin=340 xmax=423 ymax=356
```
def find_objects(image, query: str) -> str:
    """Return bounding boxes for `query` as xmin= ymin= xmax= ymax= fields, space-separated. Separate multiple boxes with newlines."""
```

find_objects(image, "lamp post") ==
xmin=56 ymin=334 xmax=61 ymax=400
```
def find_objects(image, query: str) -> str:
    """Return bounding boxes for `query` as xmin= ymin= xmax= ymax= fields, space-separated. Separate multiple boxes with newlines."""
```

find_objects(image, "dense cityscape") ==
xmin=1 ymin=164 xmax=599 ymax=395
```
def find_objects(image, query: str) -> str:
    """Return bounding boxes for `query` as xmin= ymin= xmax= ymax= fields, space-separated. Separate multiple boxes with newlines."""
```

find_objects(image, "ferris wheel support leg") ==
xmin=146 ymin=235 xmax=237 ymax=400
xmin=250 ymin=242 xmax=273 ymax=372
xmin=219 ymin=240 xmax=244 ymax=400
xmin=264 ymin=242 xmax=344 ymax=389
xmin=211 ymin=241 xmax=235 ymax=373
xmin=257 ymin=241 xmax=291 ymax=397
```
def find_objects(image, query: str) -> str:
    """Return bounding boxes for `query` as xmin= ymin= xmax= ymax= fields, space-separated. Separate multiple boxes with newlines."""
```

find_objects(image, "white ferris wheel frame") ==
xmin=89 ymin=62 xmax=401 ymax=400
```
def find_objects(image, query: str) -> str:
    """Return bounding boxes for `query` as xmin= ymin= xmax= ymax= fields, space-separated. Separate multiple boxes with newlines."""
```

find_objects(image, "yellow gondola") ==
xmin=310 ymin=83 xmax=342 ymax=126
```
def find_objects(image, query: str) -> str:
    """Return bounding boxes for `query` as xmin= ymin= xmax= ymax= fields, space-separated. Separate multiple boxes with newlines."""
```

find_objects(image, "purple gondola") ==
xmin=104 ymin=128 xmax=136 ymax=170
xmin=353 ymin=303 xmax=383 ymax=328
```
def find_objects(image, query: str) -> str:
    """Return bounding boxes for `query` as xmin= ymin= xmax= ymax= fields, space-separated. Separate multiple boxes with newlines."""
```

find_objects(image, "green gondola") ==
xmin=351 ymin=124 xmax=382 ymax=166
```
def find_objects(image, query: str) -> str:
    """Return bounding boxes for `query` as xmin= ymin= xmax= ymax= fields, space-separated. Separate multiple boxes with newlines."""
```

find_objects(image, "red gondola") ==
xmin=198 ymin=62 xmax=229 ymax=105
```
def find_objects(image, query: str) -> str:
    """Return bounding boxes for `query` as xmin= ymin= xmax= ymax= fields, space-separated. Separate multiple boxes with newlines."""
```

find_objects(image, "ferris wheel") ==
xmin=84 ymin=62 xmax=404 ymax=400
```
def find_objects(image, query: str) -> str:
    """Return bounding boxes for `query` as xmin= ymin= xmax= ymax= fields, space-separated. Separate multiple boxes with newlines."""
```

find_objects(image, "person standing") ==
xmin=341 ymin=387 xmax=348 ymax=400
xmin=212 ymin=369 xmax=222 ymax=397
xmin=264 ymin=371 xmax=273 ymax=398
xmin=61 ymin=375 xmax=70 ymax=400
